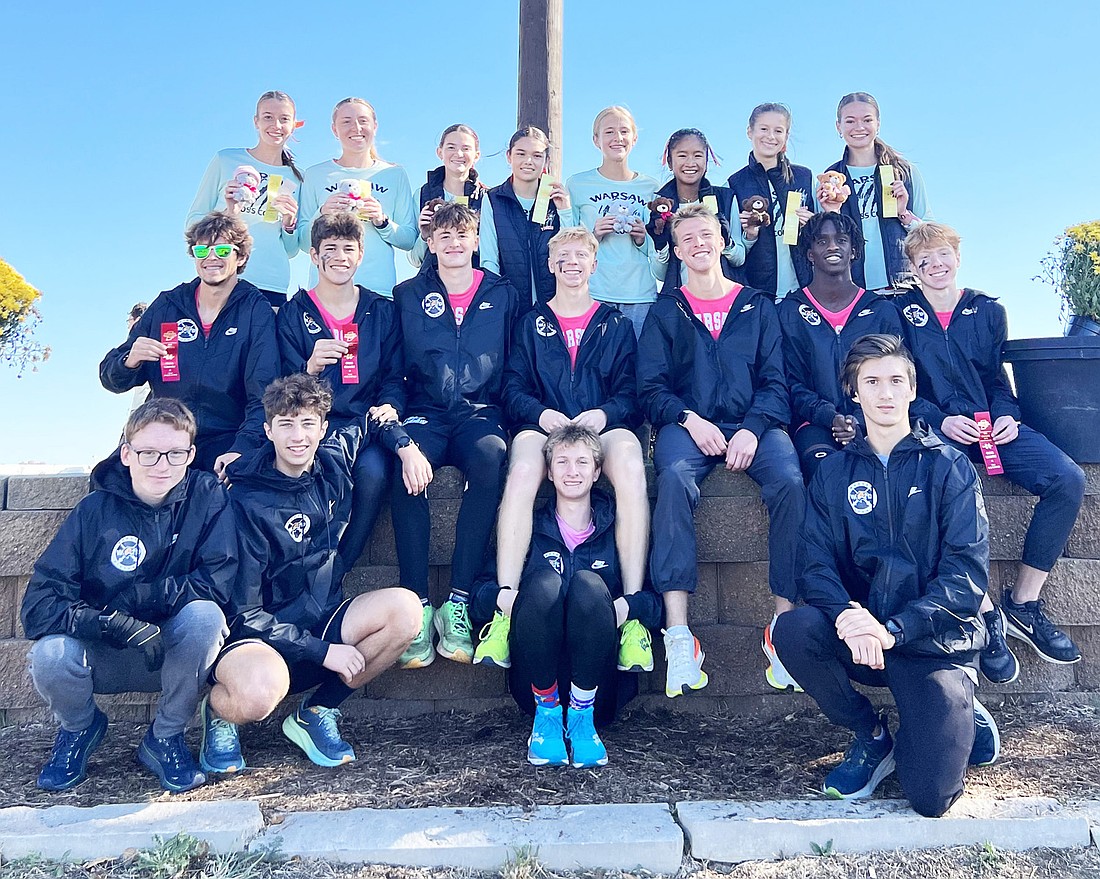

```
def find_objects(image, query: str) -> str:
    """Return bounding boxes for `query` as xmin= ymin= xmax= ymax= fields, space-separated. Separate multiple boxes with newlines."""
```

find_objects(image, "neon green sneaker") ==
xmin=618 ymin=619 xmax=654 ymax=672
xmin=434 ymin=600 xmax=474 ymax=663
xmin=473 ymin=611 xmax=512 ymax=668
xmin=399 ymin=605 xmax=435 ymax=669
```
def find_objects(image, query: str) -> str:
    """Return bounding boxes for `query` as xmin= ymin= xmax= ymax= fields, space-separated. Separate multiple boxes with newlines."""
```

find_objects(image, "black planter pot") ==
xmin=1067 ymin=314 xmax=1100 ymax=336
xmin=1003 ymin=336 xmax=1100 ymax=463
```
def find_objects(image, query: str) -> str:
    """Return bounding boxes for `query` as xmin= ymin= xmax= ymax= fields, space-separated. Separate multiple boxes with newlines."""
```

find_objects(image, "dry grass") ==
xmin=0 ymin=701 xmax=1097 ymax=820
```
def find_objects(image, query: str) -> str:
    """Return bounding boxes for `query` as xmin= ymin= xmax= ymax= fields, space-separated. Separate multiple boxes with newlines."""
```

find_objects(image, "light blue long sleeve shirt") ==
xmin=407 ymin=187 xmax=500 ymax=274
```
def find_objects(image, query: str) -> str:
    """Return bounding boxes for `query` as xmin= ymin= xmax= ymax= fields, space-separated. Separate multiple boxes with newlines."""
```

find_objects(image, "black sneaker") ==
xmin=1002 ymin=596 xmax=1082 ymax=665
xmin=822 ymin=716 xmax=895 ymax=800
xmin=969 ymin=698 xmax=1001 ymax=767
xmin=980 ymin=608 xmax=1020 ymax=684
xmin=137 ymin=726 xmax=207 ymax=792
xmin=37 ymin=708 xmax=108 ymax=791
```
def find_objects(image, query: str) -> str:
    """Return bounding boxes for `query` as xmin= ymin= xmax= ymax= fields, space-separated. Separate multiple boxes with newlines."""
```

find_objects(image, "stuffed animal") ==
xmin=648 ymin=197 xmax=674 ymax=223
xmin=816 ymin=171 xmax=852 ymax=206
xmin=231 ymin=165 xmax=261 ymax=208
xmin=612 ymin=203 xmax=635 ymax=234
xmin=741 ymin=195 xmax=771 ymax=228
xmin=337 ymin=179 xmax=371 ymax=219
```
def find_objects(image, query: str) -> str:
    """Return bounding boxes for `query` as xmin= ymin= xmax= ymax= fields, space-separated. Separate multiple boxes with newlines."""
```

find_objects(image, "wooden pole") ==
xmin=517 ymin=0 xmax=563 ymax=177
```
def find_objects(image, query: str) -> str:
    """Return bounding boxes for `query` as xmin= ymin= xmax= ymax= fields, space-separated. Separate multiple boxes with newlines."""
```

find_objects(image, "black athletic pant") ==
xmin=390 ymin=408 xmax=508 ymax=600
xmin=792 ymin=423 xmax=842 ymax=483
xmin=509 ymin=567 xmax=620 ymax=726
xmin=335 ymin=441 xmax=391 ymax=580
xmin=773 ymin=605 xmax=976 ymax=818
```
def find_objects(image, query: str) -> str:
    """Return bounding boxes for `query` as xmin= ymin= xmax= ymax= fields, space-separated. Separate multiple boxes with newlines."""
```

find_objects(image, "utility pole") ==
xmin=517 ymin=0 xmax=563 ymax=177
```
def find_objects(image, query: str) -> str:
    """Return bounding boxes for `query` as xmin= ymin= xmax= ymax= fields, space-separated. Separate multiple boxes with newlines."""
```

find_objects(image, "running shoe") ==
xmin=566 ymin=706 xmax=608 ymax=768
xmin=762 ymin=616 xmax=803 ymax=692
xmin=473 ymin=611 xmax=512 ymax=668
xmin=823 ymin=718 xmax=895 ymax=800
xmin=663 ymin=628 xmax=709 ymax=698
xmin=618 ymin=619 xmax=654 ymax=672
xmin=527 ymin=703 xmax=568 ymax=766
xmin=37 ymin=708 xmax=108 ymax=791
xmin=969 ymin=698 xmax=1001 ymax=767
xmin=399 ymin=604 xmax=435 ymax=669
xmin=435 ymin=599 xmax=474 ymax=663
xmin=137 ymin=725 xmax=207 ymax=792
xmin=281 ymin=698 xmax=356 ymax=767
xmin=199 ymin=695 xmax=244 ymax=774
xmin=980 ymin=607 xmax=1020 ymax=684
xmin=1003 ymin=596 xmax=1081 ymax=664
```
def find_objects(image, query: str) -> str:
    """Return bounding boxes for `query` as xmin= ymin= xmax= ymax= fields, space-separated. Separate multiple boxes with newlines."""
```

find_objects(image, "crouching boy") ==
xmin=203 ymin=374 xmax=422 ymax=771
xmin=773 ymin=335 xmax=999 ymax=817
xmin=22 ymin=399 xmax=235 ymax=793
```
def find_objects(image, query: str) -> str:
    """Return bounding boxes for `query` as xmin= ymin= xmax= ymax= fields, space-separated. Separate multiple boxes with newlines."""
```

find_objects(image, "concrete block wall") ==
xmin=1 ymin=466 xmax=1098 ymax=725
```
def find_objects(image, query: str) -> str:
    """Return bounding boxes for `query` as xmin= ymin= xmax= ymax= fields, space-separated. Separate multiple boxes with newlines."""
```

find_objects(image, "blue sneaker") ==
xmin=37 ymin=708 xmax=108 ymax=791
xmin=566 ymin=706 xmax=608 ymax=768
xmin=823 ymin=719 xmax=895 ymax=800
xmin=137 ymin=726 xmax=206 ymax=792
xmin=970 ymin=698 xmax=1001 ymax=767
xmin=281 ymin=698 xmax=356 ymax=767
xmin=527 ymin=704 xmax=568 ymax=766
xmin=199 ymin=695 xmax=245 ymax=774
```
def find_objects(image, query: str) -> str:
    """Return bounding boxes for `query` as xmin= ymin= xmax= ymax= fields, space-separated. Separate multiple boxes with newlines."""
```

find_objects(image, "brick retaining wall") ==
xmin=0 ymin=467 xmax=1098 ymax=725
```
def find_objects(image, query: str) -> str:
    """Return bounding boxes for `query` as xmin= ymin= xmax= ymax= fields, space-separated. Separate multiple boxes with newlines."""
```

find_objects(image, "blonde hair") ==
xmin=669 ymin=203 xmax=721 ymax=246
xmin=903 ymin=221 xmax=961 ymax=264
xmin=592 ymin=105 xmax=637 ymax=139
xmin=332 ymin=97 xmax=380 ymax=162
xmin=548 ymin=226 xmax=598 ymax=257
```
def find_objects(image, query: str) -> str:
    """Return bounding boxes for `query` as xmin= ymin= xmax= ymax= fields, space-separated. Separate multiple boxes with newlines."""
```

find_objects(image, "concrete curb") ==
xmin=0 ymin=800 xmax=264 ymax=860
xmin=677 ymin=797 xmax=1093 ymax=863
xmin=251 ymin=802 xmax=685 ymax=871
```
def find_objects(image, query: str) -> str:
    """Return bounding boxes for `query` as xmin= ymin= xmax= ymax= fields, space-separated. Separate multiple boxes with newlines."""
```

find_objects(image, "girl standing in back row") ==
xmin=818 ymin=92 xmax=931 ymax=291
xmin=187 ymin=91 xmax=303 ymax=308
xmin=297 ymin=97 xmax=418 ymax=297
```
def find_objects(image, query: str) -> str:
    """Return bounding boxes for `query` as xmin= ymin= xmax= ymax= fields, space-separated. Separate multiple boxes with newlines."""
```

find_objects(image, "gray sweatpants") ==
xmin=27 ymin=600 xmax=227 ymax=738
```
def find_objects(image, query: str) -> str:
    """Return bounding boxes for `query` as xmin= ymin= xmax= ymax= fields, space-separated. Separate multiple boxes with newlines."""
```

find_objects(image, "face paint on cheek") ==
xmin=321 ymin=254 xmax=332 ymax=270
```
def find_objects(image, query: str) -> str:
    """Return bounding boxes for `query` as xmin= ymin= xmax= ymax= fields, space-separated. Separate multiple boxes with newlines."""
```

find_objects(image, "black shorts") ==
xmin=211 ymin=598 xmax=353 ymax=692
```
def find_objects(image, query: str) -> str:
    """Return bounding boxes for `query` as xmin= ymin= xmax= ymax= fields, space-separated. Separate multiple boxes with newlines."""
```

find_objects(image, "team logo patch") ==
xmin=304 ymin=314 xmax=323 ymax=335
xmin=111 ymin=536 xmax=146 ymax=572
xmin=799 ymin=304 xmax=821 ymax=326
xmin=176 ymin=319 xmax=199 ymax=342
xmin=284 ymin=513 xmax=311 ymax=543
xmin=422 ymin=291 xmax=446 ymax=318
xmin=961 ymin=306 xmax=978 ymax=316
xmin=535 ymin=315 xmax=557 ymax=337
xmin=847 ymin=481 xmax=877 ymax=515
xmin=902 ymin=304 xmax=929 ymax=327
xmin=543 ymin=551 xmax=564 ymax=575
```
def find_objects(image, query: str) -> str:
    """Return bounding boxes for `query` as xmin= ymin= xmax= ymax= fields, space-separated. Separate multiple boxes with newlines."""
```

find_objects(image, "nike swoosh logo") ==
xmin=908 ymin=487 xmax=922 ymax=497
xmin=740 ymin=303 xmax=755 ymax=312
xmin=225 ymin=327 xmax=238 ymax=335
xmin=857 ymin=309 xmax=873 ymax=317
xmin=479 ymin=302 xmax=493 ymax=310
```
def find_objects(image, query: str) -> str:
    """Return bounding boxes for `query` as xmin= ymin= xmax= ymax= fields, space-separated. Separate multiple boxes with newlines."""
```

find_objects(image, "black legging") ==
xmin=509 ymin=567 xmax=619 ymax=725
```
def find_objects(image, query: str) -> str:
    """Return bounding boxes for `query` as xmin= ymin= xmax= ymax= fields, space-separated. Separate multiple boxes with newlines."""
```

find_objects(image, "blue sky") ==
xmin=2 ymin=1 xmax=1098 ymax=466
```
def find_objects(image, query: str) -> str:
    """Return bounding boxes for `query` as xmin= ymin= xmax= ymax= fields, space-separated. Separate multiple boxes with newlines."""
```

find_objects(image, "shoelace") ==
xmin=1028 ymin=600 xmax=1062 ymax=640
xmin=664 ymin=631 xmax=695 ymax=664
xmin=49 ymin=728 xmax=82 ymax=768
xmin=310 ymin=706 xmax=343 ymax=741
xmin=208 ymin=715 xmax=238 ymax=751
xmin=986 ymin=615 xmax=1009 ymax=654
xmin=446 ymin=605 xmax=471 ymax=637
xmin=154 ymin=733 xmax=191 ymax=769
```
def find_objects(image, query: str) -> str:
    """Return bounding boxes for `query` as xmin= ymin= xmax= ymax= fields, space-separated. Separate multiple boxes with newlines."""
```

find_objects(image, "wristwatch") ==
xmin=677 ymin=409 xmax=692 ymax=426
xmin=885 ymin=618 xmax=905 ymax=647
xmin=395 ymin=434 xmax=413 ymax=450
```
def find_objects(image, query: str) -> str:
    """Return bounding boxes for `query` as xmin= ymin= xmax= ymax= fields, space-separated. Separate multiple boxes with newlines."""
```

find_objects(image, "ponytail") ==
xmin=281 ymin=149 xmax=304 ymax=183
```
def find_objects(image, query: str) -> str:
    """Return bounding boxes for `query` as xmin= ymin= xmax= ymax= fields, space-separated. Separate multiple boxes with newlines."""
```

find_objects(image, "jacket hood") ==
xmin=228 ymin=443 xmax=322 ymax=493
xmin=846 ymin=425 xmax=945 ymax=460
xmin=425 ymin=165 xmax=483 ymax=193
xmin=164 ymin=277 xmax=262 ymax=316
xmin=533 ymin=488 xmax=617 ymax=544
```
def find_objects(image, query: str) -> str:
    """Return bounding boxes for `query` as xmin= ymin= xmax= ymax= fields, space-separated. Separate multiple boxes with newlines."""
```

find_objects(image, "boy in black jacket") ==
xmin=204 ymin=374 xmax=422 ymax=772
xmin=390 ymin=203 xmax=518 ymax=667
xmin=276 ymin=212 xmax=406 ymax=578
xmin=638 ymin=204 xmax=805 ymax=698
xmin=773 ymin=334 xmax=999 ymax=817
xmin=897 ymin=222 xmax=1085 ymax=683
xmin=471 ymin=425 xmax=662 ymax=767
xmin=22 ymin=399 xmax=235 ymax=793
xmin=487 ymin=226 xmax=651 ymax=673
xmin=99 ymin=212 xmax=279 ymax=476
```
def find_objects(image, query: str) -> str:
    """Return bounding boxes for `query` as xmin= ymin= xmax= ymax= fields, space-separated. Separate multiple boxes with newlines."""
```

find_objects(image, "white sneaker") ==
xmin=762 ymin=616 xmax=803 ymax=692
xmin=663 ymin=628 xmax=709 ymax=698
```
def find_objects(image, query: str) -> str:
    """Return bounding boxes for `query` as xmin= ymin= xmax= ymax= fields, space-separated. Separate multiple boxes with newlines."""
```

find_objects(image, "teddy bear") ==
xmin=741 ymin=195 xmax=771 ymax=228
xmin=612 ymin=203 xmax=635 ymax=234
xmin=816 ymin=170 xmax=852 ymax=206
xmin=231 ymin=165 xmax=261 ymax=208
xmin=337 ymin=179 xmax=372 ymax=219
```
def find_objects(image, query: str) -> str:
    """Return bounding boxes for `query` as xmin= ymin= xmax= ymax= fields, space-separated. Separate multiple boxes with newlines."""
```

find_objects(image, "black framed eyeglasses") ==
xmin=125 ymin=445 xmax=193 ymax=467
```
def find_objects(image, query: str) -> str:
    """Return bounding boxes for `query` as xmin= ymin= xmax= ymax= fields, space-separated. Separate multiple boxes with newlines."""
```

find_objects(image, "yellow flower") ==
xmin=0 ymin=258 xmax=41 ymax=324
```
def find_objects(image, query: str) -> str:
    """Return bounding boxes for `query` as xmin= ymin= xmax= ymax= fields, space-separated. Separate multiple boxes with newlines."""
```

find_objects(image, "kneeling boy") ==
xmin=472 ymin=425 xmax=662 ymax=767
xmin=773 ymin=334 xmax=999 ymax=817
xmin=486 ymin=226 xmax=651 ymax=673
xmin=204 ymin=375 xmax=422 ymax=771
xmin=22 ymin=399 xmax=235 ymax=793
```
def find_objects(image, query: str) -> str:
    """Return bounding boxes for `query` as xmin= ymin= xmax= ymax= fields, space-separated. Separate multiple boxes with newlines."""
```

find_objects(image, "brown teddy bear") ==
xmin=741 ymin=195 xmax=771 ymax=228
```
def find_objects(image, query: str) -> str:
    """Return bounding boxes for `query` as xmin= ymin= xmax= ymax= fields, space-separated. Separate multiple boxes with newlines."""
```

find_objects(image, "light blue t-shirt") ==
xmin=844 ymin=163 xmax=931 ymax=291
xmin=298 ymin=159 xmax=418 ymax=297
xmin=567 ymin=168 xmax=660 ymax=304
xmin=408 ymin=187 xmax=501 ymax=274
xmin=186 ymin=148 xmax=301 ymax=296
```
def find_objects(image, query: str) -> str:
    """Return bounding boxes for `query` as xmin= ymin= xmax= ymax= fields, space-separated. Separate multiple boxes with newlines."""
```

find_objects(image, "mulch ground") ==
xmin=0 ymin=700 xmax=1097 ymax=819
